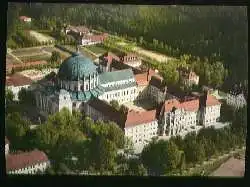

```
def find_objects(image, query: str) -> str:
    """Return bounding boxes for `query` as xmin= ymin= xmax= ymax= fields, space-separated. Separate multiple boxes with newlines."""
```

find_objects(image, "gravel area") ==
xmin=210 ymin=157 xmax=245 ymax=177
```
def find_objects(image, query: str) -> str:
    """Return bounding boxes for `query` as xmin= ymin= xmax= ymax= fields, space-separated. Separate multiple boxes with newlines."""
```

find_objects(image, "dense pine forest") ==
xmin=7 ymin=3 xmax=247 ymax=90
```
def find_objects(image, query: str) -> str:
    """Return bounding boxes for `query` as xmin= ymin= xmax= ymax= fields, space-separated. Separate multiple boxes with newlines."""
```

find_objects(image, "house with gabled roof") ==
xmin=6 ymin=150 xmax=50 ymax=175
xmin=6 ymin=73 xmax=33 ymax=100
xmin=86 ymin=98 xmax=158 ymax=147
xmin=159 ymin=91 xmax=221 ymax=137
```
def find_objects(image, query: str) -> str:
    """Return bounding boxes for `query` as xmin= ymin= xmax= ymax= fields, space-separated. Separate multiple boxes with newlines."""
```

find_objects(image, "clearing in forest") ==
xmin=116 ymin=41 xmax=174 ymax=63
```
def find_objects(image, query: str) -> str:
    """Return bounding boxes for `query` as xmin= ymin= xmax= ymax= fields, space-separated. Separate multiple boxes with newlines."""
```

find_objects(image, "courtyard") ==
xmin=123 ymin=99 xmax=157 ymax=111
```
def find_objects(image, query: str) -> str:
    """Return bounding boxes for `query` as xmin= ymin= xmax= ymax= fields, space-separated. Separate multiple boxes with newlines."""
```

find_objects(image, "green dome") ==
xmin=58 ymin=53 xmax=98 ymax=81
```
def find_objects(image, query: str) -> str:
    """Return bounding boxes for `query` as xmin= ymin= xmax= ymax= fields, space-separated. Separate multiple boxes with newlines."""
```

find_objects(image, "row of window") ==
xmin=106 ymin=89 xmax=136 ymax=100
xmin=60 ymin=80 xmax=97 ymax=92
xmin=133 ymin=134 xmax=157 ymax=144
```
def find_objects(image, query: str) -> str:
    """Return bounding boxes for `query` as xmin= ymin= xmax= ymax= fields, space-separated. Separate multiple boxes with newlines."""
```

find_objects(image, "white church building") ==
xmin=33 ymin=52 xmax=137 ymax=116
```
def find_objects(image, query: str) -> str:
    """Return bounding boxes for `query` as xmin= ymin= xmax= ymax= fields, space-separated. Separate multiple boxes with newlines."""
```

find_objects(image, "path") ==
xmin=7 ymin=52 xmax=23 ymax=63
xmin=210 ymin=157 xmax=245 ymax=176
xmin=82 ymin=47 xmax=100 ymax=58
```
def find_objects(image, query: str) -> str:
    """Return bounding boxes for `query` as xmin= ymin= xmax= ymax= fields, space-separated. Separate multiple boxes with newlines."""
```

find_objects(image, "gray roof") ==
xmin=99 ymin=69 xmax=135 ymax=84
xmin=100 ymin=82 xmax=137 ymax=92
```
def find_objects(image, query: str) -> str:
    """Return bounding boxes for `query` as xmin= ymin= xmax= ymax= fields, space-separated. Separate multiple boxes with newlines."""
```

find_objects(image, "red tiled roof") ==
xmin=6 ymin=73 xmax=33 ymax=87
xmin=206 ymin=95 xmax=221 ymax=106
xmin=135 ymin=68 xmax=157 ymax=86
xmin=6 ymin=150 xmax=49 ymax=172
xmin=164 ymin=99 xmax=181 ymax=112
xmin=85 ymin=34 xmax=108 ymax=42
xmin=180 ymin=98 xmax=200 ymax=111
xmin=135 ymin=73 xmax=148 ymax=86
xmin=125 ymin=109 xmax=157 ymax=128
xmin=164 ymin=94 xmax=221 ymax=113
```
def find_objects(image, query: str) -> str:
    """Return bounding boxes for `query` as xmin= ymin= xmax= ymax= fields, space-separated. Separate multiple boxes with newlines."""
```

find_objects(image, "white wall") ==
xmin=124 ymin=120 xmax=158 ymax=147
xmin=99 ymin=86 xmax=137 ymax=104
xmin=5 ymin=144 xmax=9 ymax=155
xmin=7 ymin=85 xmax=30 ymax=101
xmin=8 ymin=161 xmax=50 ymax=175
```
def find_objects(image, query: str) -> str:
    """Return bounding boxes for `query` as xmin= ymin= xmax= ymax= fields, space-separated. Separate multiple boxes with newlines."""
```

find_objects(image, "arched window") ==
xmin=86 ymin=84 xmax=89 ymax=90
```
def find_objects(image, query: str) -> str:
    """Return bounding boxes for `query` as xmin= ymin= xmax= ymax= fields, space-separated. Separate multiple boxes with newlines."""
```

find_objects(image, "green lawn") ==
xmin=80 ymin=48 xmax=97 ymax=60
xmin=85 ymin=45 xmax=107 ymax=55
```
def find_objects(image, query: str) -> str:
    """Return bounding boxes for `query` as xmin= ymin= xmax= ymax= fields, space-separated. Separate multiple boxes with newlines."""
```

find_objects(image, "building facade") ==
xmin=160 ymin=93 xmax=221 ymax=137
xmin=124 ymin=110 xmax=158 ymax=147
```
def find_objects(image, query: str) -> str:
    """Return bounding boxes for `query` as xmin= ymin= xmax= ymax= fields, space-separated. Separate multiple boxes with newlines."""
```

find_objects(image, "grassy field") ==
xmin=42 ymin=46 xmax=71 ymax=60
xmin=19 ymin=54 xmax=51 ymax=63
xmin=29 ymin=30 xmax=55 ymax=43
xmin=12 ymin=48 xmax=45 ymax=57
xmin=61 ymin=45 xmax=97 ymax=60
xmin=85 ymin=45 xmax=107 ymax=55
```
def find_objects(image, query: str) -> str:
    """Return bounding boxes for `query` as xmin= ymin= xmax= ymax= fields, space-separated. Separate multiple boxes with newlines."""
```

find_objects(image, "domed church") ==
xmin=34 ymin=52 xmax=137 ymax=115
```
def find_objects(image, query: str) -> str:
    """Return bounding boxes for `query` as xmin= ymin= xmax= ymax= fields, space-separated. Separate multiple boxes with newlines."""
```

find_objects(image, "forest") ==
xmin=7 ymin=4 xmax=247 ymax=90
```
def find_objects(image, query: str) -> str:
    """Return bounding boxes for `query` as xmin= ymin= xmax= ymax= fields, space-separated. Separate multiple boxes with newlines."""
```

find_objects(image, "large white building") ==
xmin=86 ymin=98 xmax=158 ymax=147
xmin=159 ymin=94 xmax=221 ymax=137
xmin=124 ymin=109 xmax=158 ymax=147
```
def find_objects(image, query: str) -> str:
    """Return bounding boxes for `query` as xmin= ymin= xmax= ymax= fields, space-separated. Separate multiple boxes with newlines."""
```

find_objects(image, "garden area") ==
xmin=11 ymin=47 xmax=51 ymax=63
xmin=85 ymin=45 xmax=107 ymax=56
xmin=29 ymin=30 xmax=55 ymax=44
xmin=19 ymin=54 xmax=51 ymax=63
